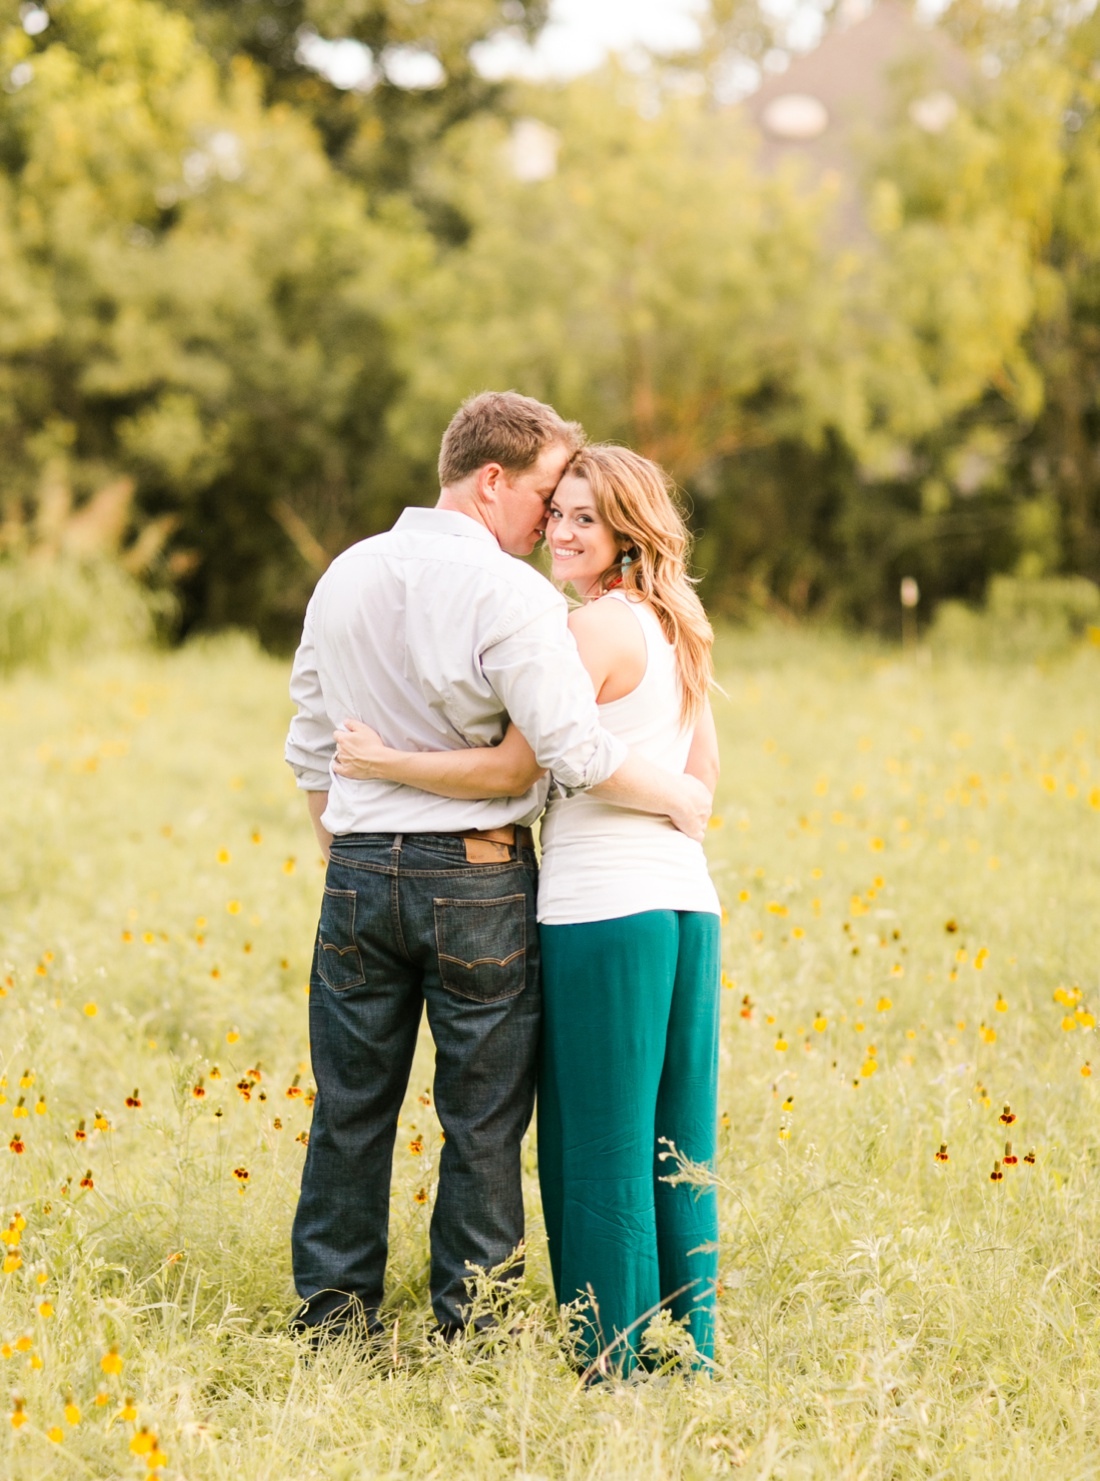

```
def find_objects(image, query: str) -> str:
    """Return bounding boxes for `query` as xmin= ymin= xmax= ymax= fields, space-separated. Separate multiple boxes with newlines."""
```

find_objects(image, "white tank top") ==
xmin=536 ymin=593 xmax=721 ymax=926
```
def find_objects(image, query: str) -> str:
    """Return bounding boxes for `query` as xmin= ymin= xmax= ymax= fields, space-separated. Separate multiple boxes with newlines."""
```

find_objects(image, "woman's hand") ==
xmin=666 ymin=774 xmax=713 ymax=843
xmin=333 ymin=718 xmax=393 ymax=781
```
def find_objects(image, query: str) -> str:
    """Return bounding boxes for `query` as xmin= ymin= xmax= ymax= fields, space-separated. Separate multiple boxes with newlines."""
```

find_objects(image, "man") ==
xmin=285 ymin=390 xmax=710 ymax=1342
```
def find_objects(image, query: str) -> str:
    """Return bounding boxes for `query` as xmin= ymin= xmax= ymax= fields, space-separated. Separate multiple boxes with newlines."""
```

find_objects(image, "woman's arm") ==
xmin=684 ymin=698 xmax=719 ymax=797
xmin=333 ymin=719 xmax=545 ymax=800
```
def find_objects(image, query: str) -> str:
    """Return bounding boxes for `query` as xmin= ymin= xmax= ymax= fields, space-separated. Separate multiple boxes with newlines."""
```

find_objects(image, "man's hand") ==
xmin=666 ymin=774 xmax=713 ymax=842
xmin=334 ymin=718 xmax=391 ymax=780
xmin=307 ymin=791 xmax=332 ymax=863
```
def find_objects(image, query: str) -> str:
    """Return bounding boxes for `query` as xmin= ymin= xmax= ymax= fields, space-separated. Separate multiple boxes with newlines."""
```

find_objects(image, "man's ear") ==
xmin=476 ymin=462 xmax=505 ymax=503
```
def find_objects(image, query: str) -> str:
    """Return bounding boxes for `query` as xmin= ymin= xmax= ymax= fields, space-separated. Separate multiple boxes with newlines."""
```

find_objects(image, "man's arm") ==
xmin=307 ymin=790 xmax=333 ymax=862
xmin=285 ymin=595 xmax=339 ymax=793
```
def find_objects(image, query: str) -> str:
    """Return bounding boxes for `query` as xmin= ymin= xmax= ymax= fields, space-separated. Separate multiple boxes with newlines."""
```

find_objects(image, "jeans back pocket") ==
xmin=317 ymin=887 xmax=366 ymax=991
xmin=434 ymin=893 xmax=527 ymax=1003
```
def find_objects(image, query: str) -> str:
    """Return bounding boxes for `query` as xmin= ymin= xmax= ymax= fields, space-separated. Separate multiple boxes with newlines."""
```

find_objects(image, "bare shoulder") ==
xmin=568 ymin=595 xmax=646 ymax=648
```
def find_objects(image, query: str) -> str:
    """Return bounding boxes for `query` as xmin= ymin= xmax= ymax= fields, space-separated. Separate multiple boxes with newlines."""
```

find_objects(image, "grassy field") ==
xmin=3 ymin=627 xmax=1100 ymax=1479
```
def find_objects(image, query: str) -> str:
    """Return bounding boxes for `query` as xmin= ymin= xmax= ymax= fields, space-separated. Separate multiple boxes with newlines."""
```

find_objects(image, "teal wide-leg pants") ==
xmin=537 ymin=910 xmax=721 ymax=1375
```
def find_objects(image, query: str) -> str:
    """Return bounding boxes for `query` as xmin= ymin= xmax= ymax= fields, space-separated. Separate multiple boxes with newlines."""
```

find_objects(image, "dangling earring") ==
xmin=620 ymin=548 xmax=634 ymax=570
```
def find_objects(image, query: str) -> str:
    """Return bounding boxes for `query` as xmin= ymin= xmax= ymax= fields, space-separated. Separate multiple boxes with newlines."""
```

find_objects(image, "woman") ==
xmin=334 ymin=446 xmax=721 ymax=1375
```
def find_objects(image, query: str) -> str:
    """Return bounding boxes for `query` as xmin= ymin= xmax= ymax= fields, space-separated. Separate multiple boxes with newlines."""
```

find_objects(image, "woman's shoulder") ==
xmin=567 ymin=593 xmax=649 ymax=691
xmin=568 ymin=592 xmax=650 ymax=637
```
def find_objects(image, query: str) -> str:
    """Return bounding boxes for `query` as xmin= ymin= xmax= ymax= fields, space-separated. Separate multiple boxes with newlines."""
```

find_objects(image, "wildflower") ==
xmin=147 ymin=1445 xmax=168 ymax=1470
xmin=192 ymin=1080 xmax=205 ymax=1099
xmin=131 ymin=1427 xmax=155 ymax=1455
xmin=10 ymin=1397 xmax=26 ymax=1429
xmin=258 ymin=1089 xmax=267 ymax=1103
xmin=119 ymin=1397 xmax=137 ymax=1421
xmin=285 ymin=1075 xmax=302 ymax=1099
xmin=1083 ymin=1063 xmax=1093 ymax=1077
xmin=934 ymin=1143 xmax=949 ymax=1163
xmin=125 ymin=1089 xmax=141 ymax=1109
xmin=1077 ymin=1007 xmax=1096 ymax=1029
xmin=12 ymin=1097 xmax=28 ymax=1119
xmin=813 ymin=1013 xmax=827 ymax=1032
xmin=217 ymin=849 xmax=230 ymax=864
xmin=408 ymin=1135 xmax=424 ymax=1156
xmin=38 ymin=1301 xmax=53 ymax=1317
xmin=1000 ymin=1105 xmax=1017 ymax=1126
xmin=304 ymin=1090 xmax=316 ymax=1107
xmin=774 ymin=1033 xmax=788 ymax=1052
xmin=990 ymin=1161 xmax=1004 ymax=1183
xmin=226 ymin=1029 xmax=240 ymax=1045
xmin=75 ymin=1119 xmax=87 ymax=1141
xmin=273 ymin=1117 xmax=283 ymax=1130
xmin=93 ymin=1111 xmax=109 ymax=1131
xmin=284 ymin=858 xmax=296 ymax=874
xmin=994 ymin=995 xmax=1007 ymax=1013
xmin=1003 ymin=1142 xmax=1018 ymax=1166
xmin=1062 ymin=1015 xmax=1077 ymax=1032
xmin=246 ymin=1065 xmax=262 ymax=1083
xmin=80 ymin=1171 xmax=94 ymax=1190
xmin=1024 ymin=1149 xmax=1036 ymax=1166
xmin=64 ymin=1397 xmax=80 ymax=1425
xmin=84 ymin=1002 xmax=97 ymax=1017
xmin=980 ymin=1023 xmax=997 ymax=1044
xmin=29 ymin=1353 xmax=43 ymax=1369
xmin=232 ymin=1167 xmax=249 ymax=1185
xmin=414 ymin=1187 xmax=429 ymax=1205
xmin=34 ymin=1098 xmax=46 ymax=1116
xmin=236 ymin=1079 xmax=252 ymax=1102
xmin=9 ymin=1137 xmax=24 ymax=1154
xmin=974 ymin=948 xmax=989 ymax=970
xmin=767 ymin=902 xmax=788 ymax=917
xmin=740 ymin=995 xmax=753 ymax=1019
xmin=251 ymin=830 xmax=262 ymax=844
xmin=47 ymin=1425 xmax=62 ymax=1442
xmin=296 ymin=1131 xmax=309 ymax=1147
xmin=860 ymin=1058 xmax=877 ymax=1078
xmin=14 ymin=1336 xmax=31 ymax=1353
xmin=101 ymin=1345 xmax=123 ymax=1376
xmin=778 ymin=1125 xmax=791 ymax=1140
xmin=122 ymin=930 xmax=133 ymax=943
xmin=209 ymin=1066 xmax=222 ymax=1081
xmin=944 ymin=919 xmax=958 ymax=934
xmin=3 ymin=1253 xmax=21 ymax=1273
xmin=94 ymin=1391 xmax=108 ymax=1408
xmin=876 ymin=996 xmax=892 ymax=1012
xmin=781 ymin=1095 xmax=794 ymax=1112
xmin=720 ymin=1112 xmax=731 ymax=1129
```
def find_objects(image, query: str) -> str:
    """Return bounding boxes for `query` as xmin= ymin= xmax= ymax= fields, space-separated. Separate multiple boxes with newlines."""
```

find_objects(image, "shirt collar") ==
xmin=394 ymin=506 xmax=500 ymax=547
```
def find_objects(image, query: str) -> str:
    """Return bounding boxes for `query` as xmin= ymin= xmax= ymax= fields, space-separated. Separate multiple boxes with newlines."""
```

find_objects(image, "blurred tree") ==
xmin=0 ymin=0 xmax=431 ymax=642
xmin=165 ymin=0 xmax=548 ymax=239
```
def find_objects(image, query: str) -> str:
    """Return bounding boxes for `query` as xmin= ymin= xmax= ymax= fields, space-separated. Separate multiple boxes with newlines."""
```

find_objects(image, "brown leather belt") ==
xmin=457 ymin=823 xmax=534 ymax=863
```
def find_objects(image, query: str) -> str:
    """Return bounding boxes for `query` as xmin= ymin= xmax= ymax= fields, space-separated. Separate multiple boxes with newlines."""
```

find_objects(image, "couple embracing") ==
xmin=284 ymin=391 xmax=721 ymax=1377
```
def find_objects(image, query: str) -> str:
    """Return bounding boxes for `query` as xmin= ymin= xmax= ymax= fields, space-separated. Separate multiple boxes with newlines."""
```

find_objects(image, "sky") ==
xmin=472 ymin=0 xmax=709 ymax=80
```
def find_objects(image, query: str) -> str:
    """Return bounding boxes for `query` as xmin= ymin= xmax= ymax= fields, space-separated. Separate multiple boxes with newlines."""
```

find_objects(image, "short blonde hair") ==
xmin=439 ymin=391 xmax=584 ymax=487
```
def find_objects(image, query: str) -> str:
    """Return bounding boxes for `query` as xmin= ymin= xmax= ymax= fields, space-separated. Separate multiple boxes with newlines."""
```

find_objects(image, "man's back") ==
xmin=285 ymin=507 xmax=575 ymax=833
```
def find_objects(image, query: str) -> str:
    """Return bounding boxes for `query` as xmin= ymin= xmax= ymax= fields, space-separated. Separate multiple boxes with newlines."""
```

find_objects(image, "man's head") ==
xmin=438 ymin=391 xmax=585 ymax=556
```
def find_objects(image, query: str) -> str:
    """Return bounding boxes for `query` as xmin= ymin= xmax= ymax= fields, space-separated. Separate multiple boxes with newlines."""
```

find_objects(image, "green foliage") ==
xmin=4 ymin=0 xmax=1100 ymax=637
xmin=0 ymin=556 xmax=164 ymax=674
xmin=930 ymin=574 xmax=1100 ymax=661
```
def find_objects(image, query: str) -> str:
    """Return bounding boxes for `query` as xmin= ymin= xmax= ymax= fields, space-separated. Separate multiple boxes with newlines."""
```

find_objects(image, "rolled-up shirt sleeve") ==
xmin=481 ymin=605 xmax=627 ymax=795
xmin=285 ymin=597 xmax=337 ymax=791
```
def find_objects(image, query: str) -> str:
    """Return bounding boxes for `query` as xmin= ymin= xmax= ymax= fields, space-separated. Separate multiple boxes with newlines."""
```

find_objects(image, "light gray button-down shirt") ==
xmin=285 ymin=507 xmax=628 ymax=835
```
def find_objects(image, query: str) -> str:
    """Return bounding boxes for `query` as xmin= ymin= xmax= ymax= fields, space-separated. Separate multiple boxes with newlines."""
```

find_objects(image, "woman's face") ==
xmin=546 ymin=473 xmax=622 ymax=598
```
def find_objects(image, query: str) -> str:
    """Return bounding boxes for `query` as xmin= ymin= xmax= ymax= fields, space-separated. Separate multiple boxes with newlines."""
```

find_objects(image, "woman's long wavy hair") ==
xmin=564 ymin=444 xmax=713 ymax=727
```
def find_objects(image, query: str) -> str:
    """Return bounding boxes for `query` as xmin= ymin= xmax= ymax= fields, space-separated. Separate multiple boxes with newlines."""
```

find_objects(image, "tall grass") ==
xmin=2 ymin=628 xmax=1100 ymax=1477
xmin=0 ymin=557 xmax=167 ymax=675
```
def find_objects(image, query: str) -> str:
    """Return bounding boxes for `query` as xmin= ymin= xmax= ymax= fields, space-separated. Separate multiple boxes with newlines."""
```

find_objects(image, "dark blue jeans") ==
xmin=291 ymin=832 xmax=540 ymax=1336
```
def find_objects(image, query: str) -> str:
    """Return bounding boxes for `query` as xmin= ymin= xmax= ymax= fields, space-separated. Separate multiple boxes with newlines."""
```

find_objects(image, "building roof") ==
xmin=741 ymin=0 xmax=972 ymax=215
